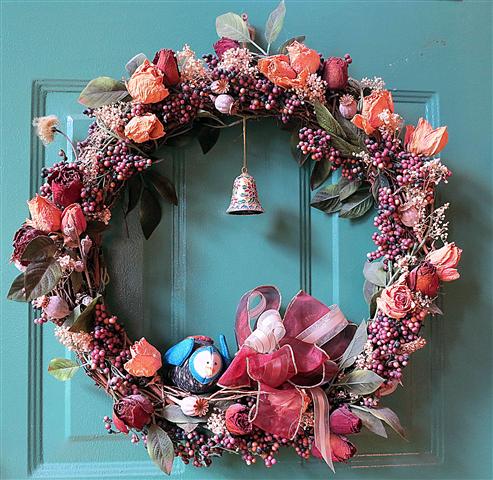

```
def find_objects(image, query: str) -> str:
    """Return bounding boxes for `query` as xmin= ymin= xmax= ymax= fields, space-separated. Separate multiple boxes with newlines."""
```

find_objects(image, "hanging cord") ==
xmin=242 ymin=116 xmax=248 ymax=174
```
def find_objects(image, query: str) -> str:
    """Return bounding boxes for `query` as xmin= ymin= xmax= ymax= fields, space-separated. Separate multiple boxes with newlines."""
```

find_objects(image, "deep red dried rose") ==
xmin=407 ymin=262 xmax=440 ymax=297
xmin=11 ymin=224 xmax=44 ymax=267
xmin=153 ymin=49 xmax=180 ymax=86
xmin=329 ymin=405 xmax=362 ymax=435
xmin=49 ymin=166 xmax=83 ymax=207
xmin=330 ymin=434 xmax=357 ymax=462
xmin=112 ymin=394 xmax=154 ymax=433
xmin=322 ymin=57 xmax=349 ymax=90
xmin=225 ymin=403 xmax=252 ymax=436
xmin=213 ymin=37 xmax=240 ymax=59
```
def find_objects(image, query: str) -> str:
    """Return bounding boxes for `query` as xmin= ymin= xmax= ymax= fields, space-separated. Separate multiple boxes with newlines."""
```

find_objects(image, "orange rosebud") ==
xmin=124 ymin=337 xmax=162 ymax=377
xmin=61 ymin=203 xmax=87 ymax=241
xmin=27 ymin=194 xmax=62 ymax=233
xmin=405 ymin=117 xmax=448 ymax=156
xmin=425 ymin=242 xmax=462 ymax=281
xmin=127 ymin=59 xmax=169 ymax=104
xmin=124 ymin=114 xmax=165 ymax=143
xmin=352 ymin=90 xmax=395 ymax=135
xmin=258 ymin=55 xmax=298 ymax=88
xmin=286 ymin=41 xmax=320 ymax=74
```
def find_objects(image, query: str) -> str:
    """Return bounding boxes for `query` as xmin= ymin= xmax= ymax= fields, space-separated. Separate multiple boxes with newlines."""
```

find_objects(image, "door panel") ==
xmin=1 ymin=2 xmax=491 ymax=479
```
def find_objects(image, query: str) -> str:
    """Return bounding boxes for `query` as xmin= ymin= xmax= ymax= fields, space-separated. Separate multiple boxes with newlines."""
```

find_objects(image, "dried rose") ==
xmin=43 ymin=295 xmax=71 ymax=320
xmin=258 ymin=54 xmax=307 ymax=89
xmin=61 ymin=203 xmax=87 ymax=241
xmin=153 ymin=49 xmax=180 ymax=86
xmin=377 ymin=282 xmax=415 ymax=319
xmin=405 ymin=117 xmax=448 ymax=157
xmin=425 ymin=242 xmax=462 ymax=281
xmin=407 ymin=262 xmax=440 ymax=297
xmin=330 ymin=434 xmax=357 ymax=462
xmin=377 ymin=379 xmax=400 ymax=397
xmin=112 ymin=394 xmax=154 ymax=433
xmin=27 ymin=194 xmax=62 ymax=233
xmin=124 ymin=337 xmax=162 ymax=377
xmin=11 ymin=224 xmax=44 ymax=268
xmin=322 ymin=57 xmax=349 ymax=90
xmin=398 ymin=201 xmax=420 ymax=227
xmin=224 ymin=404 xmax=252 ymax=436
xmin=329 ymin=406 xmax=362 ymax=435
xmin=352 ymin=90 xmax=395 ymax=135
xmin=286 ymin=41 xmax=320 ymax=74
xmin=124 ymin=114 xmax=165 ymax=143
xmin=50 ymin=166 xmax=83 ymax=207
xmin=180 ymin=396 xmax=209 ymax=417
xmin=213 ymin=37 xmax=240 ymax=59
xmin=127 ymin=59 xmax=169 ymax=104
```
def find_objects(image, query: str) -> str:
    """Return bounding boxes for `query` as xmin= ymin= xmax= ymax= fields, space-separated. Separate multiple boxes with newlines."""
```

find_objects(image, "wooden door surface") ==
xmin=1 ymin=1 xmax=491 ymax=479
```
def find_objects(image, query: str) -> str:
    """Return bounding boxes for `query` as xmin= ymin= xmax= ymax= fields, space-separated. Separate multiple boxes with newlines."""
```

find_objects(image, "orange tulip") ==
xmin=124 ymin=338 xmax=162 ymax=377
xmin=352 ymin=90 xmax=394 ymax=135
xmin=405 ymin=117 xmax=448 ymax=156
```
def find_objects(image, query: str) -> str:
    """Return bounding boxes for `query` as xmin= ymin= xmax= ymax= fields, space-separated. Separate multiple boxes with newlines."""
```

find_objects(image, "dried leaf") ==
xmin=146 ymin=172 xmax=178 ymax=206
xmin=339 ymin=190 xmax=374 ymax=219
xmin=146 ymin=424 xmax=175 ymax=475
xmin=350 ymin=407 xmax=388 ymax=438
xmin=48 ymin=358 xmax=80 ymax=381
xmin=310 ymin=158 xmax=333 ymax=190
xmin=368 ymin=407 xmax=407 ymax=440
xmin=278 ymin=35 xmax=305 ymax=54
xmin=196 ymin=124 xmax=220 ymax=155
xmin=140 ymin=186 xmax=162 ymax=240
xmin=162 ymin=405 xmax=205 ymax=424
xmin=216 ymin=12 xmax=251 ymax=43
xmin=24 ymin=258 xmax=62 ymax=301
xmin=338 ymin=177 xmax=361 ymax=200
xmin=371 ymin=173 xmax=390 ymax=201
xmin=363 ymin=260 xmax=387 ymax=287
xmin=125 ymin=53 xmax=147 ymax=75
xmin=20 ymin=235 xmax=57 ymax=262
xmin=314 ymin=101 xmax=346 ymax=139
xmin=69 ymin=295 xmax=101 ymax=333
xmin=339 ymin=320 xmax=367 ymax=369
xmin=126 ymin=175 xmax=142 ymax=216
xmin=7 ymin=273 xmax=27 ymax=302
xmin=78 ymin=77 xmax=130 ymax=108
xmin=311 ymin=183 xmax=341 ymax=214
xmin=338 ymin=369 xmax=384 ymax=395
xmin=265 ymin=0 xmax=286 ymax=46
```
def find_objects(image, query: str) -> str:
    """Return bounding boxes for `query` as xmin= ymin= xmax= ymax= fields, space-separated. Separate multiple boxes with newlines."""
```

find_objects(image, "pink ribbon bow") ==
xmin=218 ymin=286 xmax=351 ymax=470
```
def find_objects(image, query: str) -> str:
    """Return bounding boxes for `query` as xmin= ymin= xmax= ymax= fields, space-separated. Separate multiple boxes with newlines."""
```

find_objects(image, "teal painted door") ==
xmin=1 ymin=1 xmax=491 ymax=479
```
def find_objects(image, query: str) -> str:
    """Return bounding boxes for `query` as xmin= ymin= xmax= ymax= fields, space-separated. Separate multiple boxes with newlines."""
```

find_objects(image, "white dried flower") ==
xmin=33 ymin=115 xmax=59 ymax=145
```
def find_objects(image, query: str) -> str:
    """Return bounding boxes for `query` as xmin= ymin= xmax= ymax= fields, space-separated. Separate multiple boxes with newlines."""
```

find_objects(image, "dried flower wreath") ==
xmin=8 ymin=2 xmax=462 ymax=475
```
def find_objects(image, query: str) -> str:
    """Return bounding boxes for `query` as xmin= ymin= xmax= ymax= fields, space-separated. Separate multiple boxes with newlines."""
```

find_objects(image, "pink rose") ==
xmin=406 ymin=262 xmax=440 ymax=297
xmin=329 ymin=406 xmax=362 ymax=435
xmin=322 ymin=57 xmax=349 ymax=90
xmin=225 ymin=404 xmax=252 ymax=436
xmin=425 ymin=243 xmax=462 ymax=281
xmin=312 ymin=435 xmax=357 ymax=463
xmin=27 ymin=194 xmax=62 ymax=233
xmin=213 ymin=37 xmax=240 ymax=59
xmin=61 ymin=203 xmax=87 ymax=241
xmin=153 ymin=49 xmax=180 ymax=86
xmin=377 ymin=283 xmax=415 ymax=319
xmin=112 ymin=394 xmax=154 ymax=433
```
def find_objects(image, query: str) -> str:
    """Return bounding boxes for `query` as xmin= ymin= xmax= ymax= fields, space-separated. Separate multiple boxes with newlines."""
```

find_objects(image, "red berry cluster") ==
xmin=297 ymin=127 xmax=333 ymax=161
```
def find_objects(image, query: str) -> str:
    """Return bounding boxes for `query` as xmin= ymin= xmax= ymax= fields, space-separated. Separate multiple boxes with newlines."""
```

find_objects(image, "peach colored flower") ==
xmin=61 ymin=203 xmax=87 ymax=241
xmin=124 ymin=337 xmax=162 ymax=377
xmin=405 ymin=117 xmax=448 ymax=157
xmin=27 ymin=194 xmax=62 ymax=233
xmin=377 ymin=282 xmax=415 ymax=319
xmin=127 ymin=59 xmax=169 ymax=104
xmin=352 ymin=90 xmax=395 ymax=135
xmin=32 ymin=115 xmax=59 ymax=145
xmin=398 ymin=201 xmax=420 ymax=227
xmin=258 ymin=54 xmax=299 ymax=88
xmin=286 ymin=41 xmax=320 ymax=74
xmin=124 ymin=114 xmax=165 ymax=143
xmin=425 ymin=242 xmax=462 ymax=281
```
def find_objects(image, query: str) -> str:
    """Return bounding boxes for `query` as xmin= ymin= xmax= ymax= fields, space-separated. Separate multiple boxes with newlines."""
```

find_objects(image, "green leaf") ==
xmin=265 ymin=0 xmax=286 ymax=47
xmin=24 ymin=259 xmax=62 ymax=301
xmin=70 ymin=271 xmax=83 ymax=294
xmin=48 ymin=358 xmax=80 ymax=381
xmin=367 ymin=407 xmax=406 ymax=440
xmin=363 ymin=260 xmax=387 ymax=287
xmin=146 ymin=171 xmax=178 ymax=206
xmin=331 ymin=134 xmax=362 ymax=157
xmin=313 ymin=101 xmax=346 ymax=139
xmin=339 ymin=369 xmax=385 ymax=395
xmin=339 ymin=190 xmax=374 ymax=219
xmin=78 ymin=77 xmax=130 ymax=108
xmin=140 ymin=186 xmax=162 ymax=240
xmin=126 ymin=175 xmax=142 ymax=216
xmin=278 ymin=35 xmax=305 ymax=54
xmin=339 ymin=320 xmax=367 ymax=369
xmin=69 ymin=295 xmax=101 ymax=333
xmin=338 ymin=177 xmax=361 ymax=200
xmin=7 ymin=273 xmax=27 ymax=302
xmin=363 ymin=279 xmax=380 ymax=305
xmin=146 ymin=424 xmax=175 ymax=475
xmin=311 ymin=183 xmax=341 ymax=214
xmin=20 ymin=235 xmax=57 ymax=262
xmin=162 ymin=405 xmax=206 ymax=424
xmin=179 ymin=423 xmax=198 ymax=434
xmin=369 ymin=290 xmax=381 ymax=317
xmin=196 ymin=124 xmax=220 ymax=155
xmin=350 ymin=407 xmax=388 ymax=438
xmin=371 ymin=173 xmax=390 ymax=201
xmin=125 ymin=53 xmax=147 ymax=75
xmin=310 ymin=158 xmax=333 ymax=190
xmin=216 ymin=12 xmax=251 ymax=43
xmin=334 ymin=109 xmax=368 ymax=150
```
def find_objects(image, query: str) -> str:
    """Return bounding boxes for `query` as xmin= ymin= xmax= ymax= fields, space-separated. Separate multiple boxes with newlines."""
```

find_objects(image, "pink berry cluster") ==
xmin=297 ymin=127 xmax=334 ymax=161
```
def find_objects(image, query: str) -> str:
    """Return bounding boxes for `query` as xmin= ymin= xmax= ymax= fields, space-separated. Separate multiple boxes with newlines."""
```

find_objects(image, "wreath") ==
xmin=7 ymin=2 xmax=462 ymax=475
